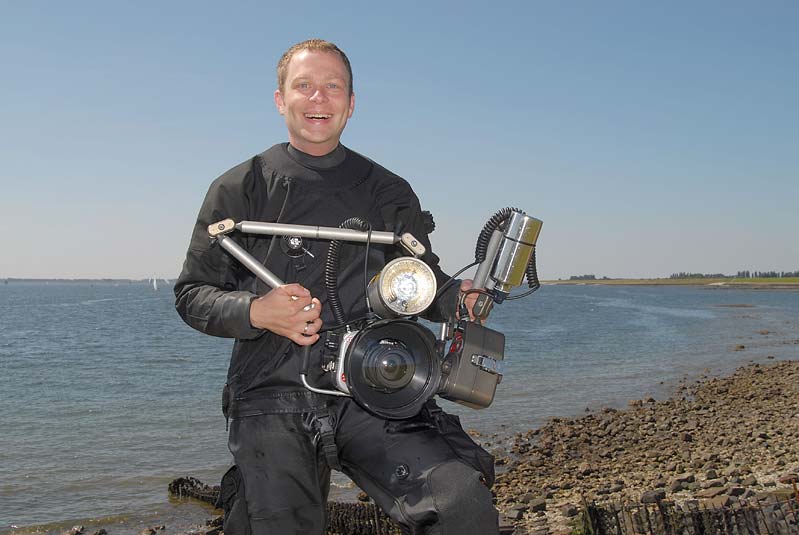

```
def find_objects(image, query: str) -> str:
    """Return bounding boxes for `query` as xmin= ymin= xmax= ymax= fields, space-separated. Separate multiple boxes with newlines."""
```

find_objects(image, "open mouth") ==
xmin=305 ymin=113 xmax=332 ymax=120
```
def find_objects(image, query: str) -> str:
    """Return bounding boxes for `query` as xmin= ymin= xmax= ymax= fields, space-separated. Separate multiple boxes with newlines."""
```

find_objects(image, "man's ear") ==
xmin=274 ymin=89 xmax=285 ymax=115
xmin=347 ymin=92 xmax=355 ymax=118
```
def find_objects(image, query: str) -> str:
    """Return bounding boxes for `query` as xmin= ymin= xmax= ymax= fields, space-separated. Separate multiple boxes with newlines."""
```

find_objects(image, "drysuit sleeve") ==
xmin=174 ymin=162 xmax=265 ymax=340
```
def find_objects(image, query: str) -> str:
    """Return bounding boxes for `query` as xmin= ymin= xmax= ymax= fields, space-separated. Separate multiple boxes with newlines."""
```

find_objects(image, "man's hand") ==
xmin=249 ymin=283 xmax=322 ymax=346
xmin=459 ymin=279 xmax=478 ymax=322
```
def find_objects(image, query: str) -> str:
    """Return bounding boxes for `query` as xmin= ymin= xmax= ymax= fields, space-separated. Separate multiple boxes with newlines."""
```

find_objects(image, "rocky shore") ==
xmin=53 ymin=360 xmax=799 ymax=535
xmin=488 ymin=359 xmax=799 ymax=534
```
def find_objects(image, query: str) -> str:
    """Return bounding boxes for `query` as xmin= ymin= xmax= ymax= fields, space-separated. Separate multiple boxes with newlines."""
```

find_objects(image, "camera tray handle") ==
xmin=300 ymin=345 xmax=349 ymax=398
xmin=469 ymin=229 xmax=503 ymax=321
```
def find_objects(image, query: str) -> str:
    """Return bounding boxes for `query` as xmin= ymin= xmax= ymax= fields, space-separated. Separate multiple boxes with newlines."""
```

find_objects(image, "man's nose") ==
xmin=309 ymin=88 xmax=327 ymax=103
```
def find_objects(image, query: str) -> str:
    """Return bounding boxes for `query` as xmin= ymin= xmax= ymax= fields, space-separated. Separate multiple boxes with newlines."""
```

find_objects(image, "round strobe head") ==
xmin=368 ymin=257 xmax=437 ymax=318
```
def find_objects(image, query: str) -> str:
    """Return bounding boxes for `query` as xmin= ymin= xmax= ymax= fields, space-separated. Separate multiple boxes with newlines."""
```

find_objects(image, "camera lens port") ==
xmin=362 ymin=339 xmax=416 ymax=392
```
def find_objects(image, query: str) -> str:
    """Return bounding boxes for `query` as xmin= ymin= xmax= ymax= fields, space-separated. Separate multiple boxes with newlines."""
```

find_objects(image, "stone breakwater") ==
xmin=489 ymin=359 xmax=799 ymax=534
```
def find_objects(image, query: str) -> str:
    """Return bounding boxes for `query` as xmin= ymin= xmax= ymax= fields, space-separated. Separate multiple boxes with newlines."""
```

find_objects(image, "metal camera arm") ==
xmin=206 ymin=218 xmax=427 ymax=397
xmin=209 ymin=218 xmax=426 ymax=261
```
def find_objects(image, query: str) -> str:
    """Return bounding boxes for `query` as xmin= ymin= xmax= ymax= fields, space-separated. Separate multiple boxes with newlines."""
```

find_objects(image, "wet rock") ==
xmin=728 ymin=486 xmax=746 ymax=496
xmin=577 ymin=462 xmax=592 ymax=476
xmin=641 ymin=490 xmax=666 ymax=503
xmin=559 ymin=503 xmax=578 ymax=517
xmin=497 ymin=513 xmax=516 ymax=533
xmin=702 ymin=478 xmax=725 ymax=489
xmin=696 ymin=487 xmax=727 ymax=498
xmin=529 ymin=498 xmax=547 ymax=512
xmin=708 ymin=495 xmax=735 ymax=508
xmin=668 ymin=480 xmax=685 ymax=492
xmin=672 ymin=472 xmax=695 ymax=484
xmin=507 ymin=504 xmax=529 ymax=520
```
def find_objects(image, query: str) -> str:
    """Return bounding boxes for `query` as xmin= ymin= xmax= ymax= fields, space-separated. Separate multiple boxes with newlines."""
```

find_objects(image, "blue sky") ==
xmin=1 ymin=1 xmax=797 ymax=279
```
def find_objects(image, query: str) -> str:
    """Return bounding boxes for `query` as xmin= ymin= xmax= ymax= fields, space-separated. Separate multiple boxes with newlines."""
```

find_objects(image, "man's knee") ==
xmin=426 ymin=460 xmax=498 ymax=534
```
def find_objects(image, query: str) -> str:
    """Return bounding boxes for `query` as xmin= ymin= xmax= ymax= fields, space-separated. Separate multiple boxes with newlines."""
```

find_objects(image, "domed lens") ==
xmin=362 ymin=340 xmax=416 ymax=392
xmin=391 ymin=273 xmax=419 ymax=303
xmin=380 ymin=355 xmax=409 ymax=382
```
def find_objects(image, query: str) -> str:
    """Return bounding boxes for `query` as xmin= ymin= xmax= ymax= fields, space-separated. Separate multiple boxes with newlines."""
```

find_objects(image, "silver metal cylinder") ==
xmin=491 ymin=212 xmax=543 ymax=294
xmin=237 ymin=221 xmax=397 ymax=245
xmin=472 ymin=229 xmax=504 ymax=290
xmin=217 ymin=235 xmax=284 ymax=289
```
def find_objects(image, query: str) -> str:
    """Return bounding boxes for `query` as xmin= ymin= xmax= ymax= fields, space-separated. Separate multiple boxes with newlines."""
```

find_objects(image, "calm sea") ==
xmin=1 ymin=281 xmax=797 ymax=533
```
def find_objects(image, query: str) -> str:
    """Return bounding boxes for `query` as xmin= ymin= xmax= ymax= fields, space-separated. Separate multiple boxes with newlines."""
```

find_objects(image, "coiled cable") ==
xmin=474 ymin=206 xmax=517 ymax=262
xmin=325 ymin=217 xmax=371 ymax=326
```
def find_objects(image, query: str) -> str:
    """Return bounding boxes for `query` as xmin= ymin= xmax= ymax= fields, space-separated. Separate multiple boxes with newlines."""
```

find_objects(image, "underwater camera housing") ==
xmin=208 ymin=207 xmax=542 ymax=419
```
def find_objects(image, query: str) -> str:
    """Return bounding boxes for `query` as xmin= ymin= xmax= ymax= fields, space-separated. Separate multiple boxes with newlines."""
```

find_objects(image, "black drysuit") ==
xmin=174 ymin=143 xmax=498 ymax=534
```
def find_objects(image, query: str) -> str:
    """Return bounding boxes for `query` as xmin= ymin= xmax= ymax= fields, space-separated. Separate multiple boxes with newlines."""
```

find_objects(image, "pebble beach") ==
xmin=489 ymin=358 xmax=799 ymax=533
xmin=50 ymin=358 xmax=799 ymax=535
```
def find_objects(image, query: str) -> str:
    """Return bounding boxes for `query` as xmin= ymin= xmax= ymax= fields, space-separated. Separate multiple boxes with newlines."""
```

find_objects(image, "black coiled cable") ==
xmin=474 ymin=206 xmax=517 ymax=263
xmin=325 ymin=217 xmax=371 ymax=326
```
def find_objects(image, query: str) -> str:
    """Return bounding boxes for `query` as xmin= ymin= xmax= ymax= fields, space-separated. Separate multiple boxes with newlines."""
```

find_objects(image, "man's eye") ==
xmin=298 ymin=82 xmax=310 ymax=89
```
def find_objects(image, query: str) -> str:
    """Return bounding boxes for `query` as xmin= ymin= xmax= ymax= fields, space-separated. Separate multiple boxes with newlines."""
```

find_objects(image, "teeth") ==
xmin=305 ymin=114 xmax=332 ymax=119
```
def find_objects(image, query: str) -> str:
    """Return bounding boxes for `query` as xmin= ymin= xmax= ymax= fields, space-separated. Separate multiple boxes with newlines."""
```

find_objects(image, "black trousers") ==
xmin=227 ymin=398 xmax=498 ymax=534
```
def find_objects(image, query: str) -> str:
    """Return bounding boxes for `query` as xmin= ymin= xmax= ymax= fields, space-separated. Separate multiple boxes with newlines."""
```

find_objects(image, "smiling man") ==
xmin=275 ymin=46 xmax=354 ymax=157
xmin=175 ymin=39 xmax=498 ymax=534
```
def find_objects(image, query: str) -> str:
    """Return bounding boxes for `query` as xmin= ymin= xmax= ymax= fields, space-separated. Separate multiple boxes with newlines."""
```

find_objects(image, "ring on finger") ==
xmin=303 ymin=323 xmax=310 ymax=334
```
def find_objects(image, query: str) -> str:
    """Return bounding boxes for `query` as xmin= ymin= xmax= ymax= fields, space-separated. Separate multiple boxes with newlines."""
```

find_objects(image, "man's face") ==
xmin=275 ymin=50 xmax=355 ymax=156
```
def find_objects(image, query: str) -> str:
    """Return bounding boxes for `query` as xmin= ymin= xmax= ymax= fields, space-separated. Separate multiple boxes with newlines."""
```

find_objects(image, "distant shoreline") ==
xmin=544 ymin=278 xmax=799 ymax=289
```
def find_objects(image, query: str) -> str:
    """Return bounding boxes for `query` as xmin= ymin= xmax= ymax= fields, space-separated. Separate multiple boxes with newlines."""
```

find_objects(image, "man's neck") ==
xmin=287 ymin=143 xmax=346 ymax=169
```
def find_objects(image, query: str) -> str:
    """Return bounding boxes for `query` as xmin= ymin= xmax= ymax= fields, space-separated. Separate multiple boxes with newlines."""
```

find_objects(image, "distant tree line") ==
xmin=669 ymin=270 xmax=799 ymax=279
xmin=569 ymin=274 xmax=613 ymax=280
xmin=735 ymin=270 xmax=799 ymax=278
xmin=669 ymin=272 xmax=727 ymax=279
